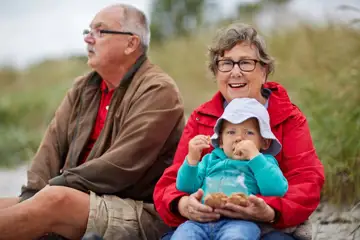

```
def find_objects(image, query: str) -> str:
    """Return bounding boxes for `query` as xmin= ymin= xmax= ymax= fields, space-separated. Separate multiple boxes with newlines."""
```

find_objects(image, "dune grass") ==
xmin=0 ymin=23 xmax=359 ymax=204
xmin=0 ymin=58 xmax=89 ymax=167
xmin=266 ymin=24 xmax=360 ymax=205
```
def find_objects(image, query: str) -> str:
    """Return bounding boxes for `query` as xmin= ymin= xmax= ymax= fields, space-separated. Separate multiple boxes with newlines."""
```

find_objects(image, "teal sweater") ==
xmin=176 ymin=148 xmax=288 ymax=201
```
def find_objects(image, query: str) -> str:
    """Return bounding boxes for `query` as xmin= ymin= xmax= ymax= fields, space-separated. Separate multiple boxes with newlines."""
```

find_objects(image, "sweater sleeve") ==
xmin=176 ymin=155 xmax=209 ymax=194
xmin=248 ymin=154 xmax=288 ymax=197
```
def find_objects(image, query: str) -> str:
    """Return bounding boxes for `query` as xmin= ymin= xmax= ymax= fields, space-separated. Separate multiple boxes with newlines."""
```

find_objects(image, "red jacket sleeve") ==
xmin=154 ymin=112 xmax=199 ymax=226
xmin=261 ymin=109 xmax=325 ymax=228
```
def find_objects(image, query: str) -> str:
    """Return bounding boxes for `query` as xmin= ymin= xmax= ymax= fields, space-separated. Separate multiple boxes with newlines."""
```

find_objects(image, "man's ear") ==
xmin=124 ymin=36 xmax=141 ymax=55
xmin=261 ymin=139 xmax=271 ymax=151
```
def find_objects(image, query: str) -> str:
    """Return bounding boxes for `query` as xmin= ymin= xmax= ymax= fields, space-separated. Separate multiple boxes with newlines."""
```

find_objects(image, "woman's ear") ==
xmin=261 ymin=139 xmax=271 ymax=151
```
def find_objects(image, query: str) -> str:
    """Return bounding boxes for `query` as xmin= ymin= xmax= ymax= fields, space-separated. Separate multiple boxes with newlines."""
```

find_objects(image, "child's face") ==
xmin=220 ymin=118 xmax=265 ymax=159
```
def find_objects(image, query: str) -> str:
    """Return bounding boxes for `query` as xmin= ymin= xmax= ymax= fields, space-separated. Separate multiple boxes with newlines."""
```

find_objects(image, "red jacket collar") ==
xmin=196 ymin=82 xmax=295 ymax=127
xmin=196 ymin=91 xmax=224 ymax=118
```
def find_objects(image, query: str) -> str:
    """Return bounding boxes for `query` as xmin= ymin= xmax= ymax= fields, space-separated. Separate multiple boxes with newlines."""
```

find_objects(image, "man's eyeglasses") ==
xmin=216 ymin=59 xmax=260 ymax=72
xmin=83 ymin=29 xmax=134 ymax=38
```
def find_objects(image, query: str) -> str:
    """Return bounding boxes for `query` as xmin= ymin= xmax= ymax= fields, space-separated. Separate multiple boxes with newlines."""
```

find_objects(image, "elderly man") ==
xmin=0 ymin=4 xmax=185 ymax=240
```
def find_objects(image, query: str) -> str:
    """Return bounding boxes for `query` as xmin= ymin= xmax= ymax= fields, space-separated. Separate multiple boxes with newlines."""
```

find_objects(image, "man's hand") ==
xmin=187 ymin=135 xmax=210 ymax=165
xmin=214 ymin=195 xmax=275 ymax=222
xmin=178 ymin=189 xmax=220 ymax=223
xmin=233 ymin=140 xmax=260 ymax=160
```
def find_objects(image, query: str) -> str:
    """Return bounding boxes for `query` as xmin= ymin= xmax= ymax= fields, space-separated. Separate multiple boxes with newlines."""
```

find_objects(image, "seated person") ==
xmin=172 ymin=98 xmax=287 ymax=240
xmin=0 ymin=3 xmax=184 ymax=240
xmin=154 ymin=22 xmax=325 ymax=240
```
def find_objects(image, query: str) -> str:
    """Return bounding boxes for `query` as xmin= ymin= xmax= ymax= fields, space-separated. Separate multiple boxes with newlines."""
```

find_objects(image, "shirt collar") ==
xmin=100 ymin=80 xmax=115 ymax=93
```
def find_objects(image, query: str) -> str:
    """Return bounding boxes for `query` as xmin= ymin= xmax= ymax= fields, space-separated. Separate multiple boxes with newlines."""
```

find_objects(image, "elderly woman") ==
xmin=153 ymin=23 xmax=325 ymax=240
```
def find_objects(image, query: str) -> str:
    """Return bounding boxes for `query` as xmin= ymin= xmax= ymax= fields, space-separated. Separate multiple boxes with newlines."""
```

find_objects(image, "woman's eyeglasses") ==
xmin=216 ymin=59 xmax=260 ymax=72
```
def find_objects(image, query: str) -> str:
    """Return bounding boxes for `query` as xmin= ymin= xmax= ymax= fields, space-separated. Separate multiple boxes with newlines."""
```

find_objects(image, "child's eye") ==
xmin=227 ymin=130 xmax=236 ymax=135
xmin=246 ymin=130 xmax=254 ymax=135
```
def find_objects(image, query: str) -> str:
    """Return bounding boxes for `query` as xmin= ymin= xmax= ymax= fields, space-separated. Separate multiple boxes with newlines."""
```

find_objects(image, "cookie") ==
xmin=227 ymin=192 xmax=249 ymax=207
xmin=206 ymin=135 xmax=211 ymax=144
xmin=204 ymin=192 xmax=228 ymax=208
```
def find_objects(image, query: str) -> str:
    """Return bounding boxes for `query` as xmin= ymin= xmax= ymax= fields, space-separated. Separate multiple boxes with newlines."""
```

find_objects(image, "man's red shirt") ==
xmin=79 ymin=80 xmax=114 ymax=164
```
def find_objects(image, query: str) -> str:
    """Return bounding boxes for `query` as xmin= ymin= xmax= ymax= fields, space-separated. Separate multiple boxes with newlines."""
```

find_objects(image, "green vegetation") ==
xmin=0 ymin=23 xmax=359 ymax=204
xmin=267 ymin=24 xmax=360 ymax=205
xmin=0 ymin=58 xmax=88 ymax=167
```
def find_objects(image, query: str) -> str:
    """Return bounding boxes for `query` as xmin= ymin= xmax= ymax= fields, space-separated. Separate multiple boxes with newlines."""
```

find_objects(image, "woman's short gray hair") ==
xmin=208 ymin=22 xmax=274 ymax=77
xmin=117 ymin=4 xmax=150 ymax=52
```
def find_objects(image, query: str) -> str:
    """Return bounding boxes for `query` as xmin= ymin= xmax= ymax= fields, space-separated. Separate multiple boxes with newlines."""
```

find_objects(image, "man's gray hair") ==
xmin=208 ymin=22 xmax=274 ymax=77
xmin=116 ymin=4 xmax=150 ymax=52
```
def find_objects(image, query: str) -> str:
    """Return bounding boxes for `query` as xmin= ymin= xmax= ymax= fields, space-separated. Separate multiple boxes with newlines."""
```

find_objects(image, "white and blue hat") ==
xmin=211 ymin=98 xmax=282 ymax=156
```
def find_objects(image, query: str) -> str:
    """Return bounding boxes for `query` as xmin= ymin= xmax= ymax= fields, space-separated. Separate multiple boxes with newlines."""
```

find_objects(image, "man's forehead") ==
xmin=90 ymin=21 xmax=109 ymax=29
xmin=90 ymin=7 xmax=123 ymax=28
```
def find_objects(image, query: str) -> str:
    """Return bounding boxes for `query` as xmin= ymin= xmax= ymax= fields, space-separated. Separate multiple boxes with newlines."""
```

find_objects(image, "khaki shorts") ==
xmin=85 ymin=191 xmax=169 ymax=240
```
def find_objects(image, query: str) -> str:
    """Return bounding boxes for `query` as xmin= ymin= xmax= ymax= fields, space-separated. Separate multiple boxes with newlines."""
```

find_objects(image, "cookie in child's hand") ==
xmin=204 ymin=192 xmax=228 ymax=208
xmin=207 ymin=135 xmax=211 ymax=144
xmin=227 ymin=192 xmax=249 ymax=207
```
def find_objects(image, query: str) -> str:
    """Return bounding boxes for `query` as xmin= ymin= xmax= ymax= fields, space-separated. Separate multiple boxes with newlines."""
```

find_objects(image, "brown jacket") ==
xmin=20 ymin=55 xmax=185 ymax=203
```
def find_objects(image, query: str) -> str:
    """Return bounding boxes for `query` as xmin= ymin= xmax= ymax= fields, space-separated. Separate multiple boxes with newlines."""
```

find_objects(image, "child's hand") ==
xmin=233 ymin=140 xmax=260 ymax=160
xmin=187 ymin=135 xmax=211 ymax=165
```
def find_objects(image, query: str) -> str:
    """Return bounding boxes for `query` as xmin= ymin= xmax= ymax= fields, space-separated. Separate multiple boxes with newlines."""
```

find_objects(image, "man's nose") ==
xmin=84 ymin=34 xmax=95 ymax=44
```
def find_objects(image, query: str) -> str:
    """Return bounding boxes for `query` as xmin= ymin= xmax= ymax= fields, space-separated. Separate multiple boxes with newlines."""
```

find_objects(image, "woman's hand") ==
xmin=214 ymin=195 xmax=275 ymax=222
xmin=178 ymin=189 xmax=220 ymax=222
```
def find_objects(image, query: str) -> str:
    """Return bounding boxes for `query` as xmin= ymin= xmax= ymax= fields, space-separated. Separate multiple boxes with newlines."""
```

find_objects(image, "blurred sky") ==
xmin=1 ymin=0 xmax=359 ymax=68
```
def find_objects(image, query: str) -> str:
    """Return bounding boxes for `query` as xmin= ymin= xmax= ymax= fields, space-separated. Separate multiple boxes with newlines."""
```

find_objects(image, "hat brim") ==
xmin=210 ymin=114 xmax=282 ymax=156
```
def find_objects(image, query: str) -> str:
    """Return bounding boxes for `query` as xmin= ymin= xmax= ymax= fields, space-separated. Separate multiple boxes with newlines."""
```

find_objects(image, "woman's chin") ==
xmin=227 ymin=88 xmax=250 ymax=100
xmin=227 ymin=93 xmax=249 ymax=101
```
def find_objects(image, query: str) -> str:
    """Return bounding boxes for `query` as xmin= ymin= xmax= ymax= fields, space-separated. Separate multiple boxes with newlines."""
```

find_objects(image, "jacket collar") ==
xmin=212 ymin=148 xmax=227 ymax=160
xmin=86 ymin=54 xmax=148 ymax=89
xmin=196 ymin=82 xmax=294 ymax=127
xmin=265 ymin=82 xmax=295 ymax=127
xmin=196 ymin=91 xmax=224 ymax=119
